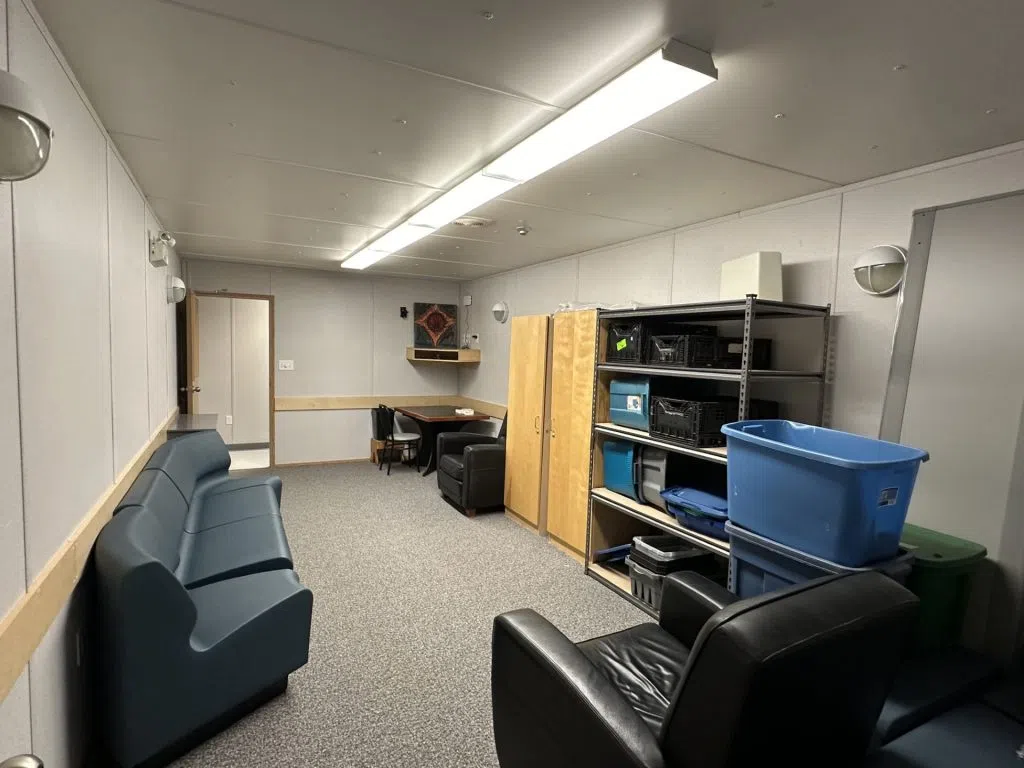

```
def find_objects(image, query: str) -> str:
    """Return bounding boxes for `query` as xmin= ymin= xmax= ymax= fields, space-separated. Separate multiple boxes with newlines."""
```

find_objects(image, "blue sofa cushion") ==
xmin=108 ymin=504 xmax=185 ymax=572
xmin=185 ymin=482 xmax=281 ymax=533
xmin=116 ymin=469 xmax=189 ymax=528
xmin=193 ymin=473 xmax=283 ymax=504
xmin=147 ymin=431 xmax=231 ymax=501
xmin=176 ymin=515 xmax=293 ymax=589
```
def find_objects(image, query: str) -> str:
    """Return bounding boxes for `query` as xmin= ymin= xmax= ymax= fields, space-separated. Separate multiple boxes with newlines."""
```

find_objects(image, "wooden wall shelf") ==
xmin=406 ymin=347 xmax=481 ymax=364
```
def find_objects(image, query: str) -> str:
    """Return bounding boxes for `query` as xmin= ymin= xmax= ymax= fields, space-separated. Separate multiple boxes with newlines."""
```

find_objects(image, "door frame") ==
xmin=188 ymin=290 xmax=277 ymax=467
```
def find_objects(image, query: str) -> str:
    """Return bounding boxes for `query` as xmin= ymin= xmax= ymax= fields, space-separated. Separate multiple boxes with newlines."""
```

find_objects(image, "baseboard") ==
xmin=0 ymin=409 xmax=179 ymax=704
xmin=547 ymin=535 xmax=585 ymax=564
xmin=273 ymin=457 xmax=370 ymax=468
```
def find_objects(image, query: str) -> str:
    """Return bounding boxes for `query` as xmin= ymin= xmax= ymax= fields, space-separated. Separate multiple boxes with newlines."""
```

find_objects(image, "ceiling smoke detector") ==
xmin=452 ymin=215 xmax=496 ymax=228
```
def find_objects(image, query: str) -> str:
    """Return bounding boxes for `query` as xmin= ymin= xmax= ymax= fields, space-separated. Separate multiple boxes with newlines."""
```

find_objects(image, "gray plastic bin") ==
xmin=625 ymin=555 xmax=665 ymax=610
xmin=639 ymin=448 xmax=669 ymax=511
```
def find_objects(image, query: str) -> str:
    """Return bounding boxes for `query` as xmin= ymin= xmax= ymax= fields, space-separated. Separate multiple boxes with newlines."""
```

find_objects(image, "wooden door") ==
xmin=185 ymin=292 xmax=199 ymax=413
xmin=565 ymin=310 xmax=598 ymax=551
xmin=504 ymin=315 xmax=550 ymax=525
xmin=545 ymin=313 xmax=576 ymax=546
xmin=545 ymin=310 xmax=597 ymax=553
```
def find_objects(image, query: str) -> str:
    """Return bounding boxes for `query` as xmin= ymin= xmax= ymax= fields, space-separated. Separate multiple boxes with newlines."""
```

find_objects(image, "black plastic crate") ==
xmin=629 ymin=535 xmax=718 ymax=576
xmin=606 ymin=321 xmax=644 ymax=362
xmin=650 ymin=396 xmax=780 ymax=447
xmin=650 ymin=396 xmax=733 ymax=448
xmin=646 ymin=333 xmax=717 ymax=367
xmin=714 ymin=337 xmax=772 ymax=369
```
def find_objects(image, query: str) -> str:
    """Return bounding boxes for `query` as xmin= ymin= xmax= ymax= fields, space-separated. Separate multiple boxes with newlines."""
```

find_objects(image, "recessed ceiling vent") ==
xmin=452 ymin=215 xmax=496 ymax=228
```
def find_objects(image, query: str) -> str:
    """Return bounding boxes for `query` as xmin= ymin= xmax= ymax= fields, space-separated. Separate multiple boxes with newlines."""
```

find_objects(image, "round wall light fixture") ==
xmin=853 ymin=245 xmax=907 ymax=296
xmin=491 ymin=301 xmax=510 ymax=323
xmin=0 ymin=70 xmax=52 ymax=181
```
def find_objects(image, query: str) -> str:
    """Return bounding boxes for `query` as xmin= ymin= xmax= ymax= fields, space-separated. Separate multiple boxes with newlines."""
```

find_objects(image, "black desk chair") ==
xmin=436 ymin=415 xmax=506 ymax=516
xmin=372 ymin=405 xmax=421 ymax=476
xmin=491 ymin=571 xmax=918 ymax=768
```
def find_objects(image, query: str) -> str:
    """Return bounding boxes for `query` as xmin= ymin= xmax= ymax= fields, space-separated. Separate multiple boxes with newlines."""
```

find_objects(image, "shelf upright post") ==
xmin=584 ymin=312 xmax=603 ymax=574
xmin=739 ymin=294 xmax=757 ymax=419
xmin=817 ymin=305 xmax=833 ymax=426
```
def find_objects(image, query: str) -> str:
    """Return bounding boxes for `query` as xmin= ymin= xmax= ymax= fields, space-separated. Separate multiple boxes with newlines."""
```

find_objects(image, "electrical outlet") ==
xmin=225 ymin=415 xmax=233 ymax=425
xmin=278 ymin=359 xmax=295 ymax=371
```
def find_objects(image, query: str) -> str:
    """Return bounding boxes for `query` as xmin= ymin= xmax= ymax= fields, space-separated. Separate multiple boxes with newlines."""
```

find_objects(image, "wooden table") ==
xmin=167 ymin=413 xmax=219 ymax=439
xmin=394 ymin=405 xmax=490 ymax=476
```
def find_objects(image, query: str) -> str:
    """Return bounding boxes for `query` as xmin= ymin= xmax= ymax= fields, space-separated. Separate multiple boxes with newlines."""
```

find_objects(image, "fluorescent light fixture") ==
xmin=487 ymin=41 xmax=716 ymax=183
xmin=409 ymin=172 xmax=520 ymax=229
xmin=341 ymin=38 xmax=715 ymax=270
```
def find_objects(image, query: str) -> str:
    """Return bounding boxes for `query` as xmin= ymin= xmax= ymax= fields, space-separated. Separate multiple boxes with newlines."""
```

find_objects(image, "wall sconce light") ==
xmin=0 ymin=70 xmax=52 ymax=181
xmin=853 ymin=245 xmax=907 ymax=296
xmin=491 ymin=301 xmax=510 ymax=323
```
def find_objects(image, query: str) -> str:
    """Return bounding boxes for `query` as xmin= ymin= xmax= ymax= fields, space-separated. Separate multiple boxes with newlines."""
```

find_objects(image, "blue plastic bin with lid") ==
xmin=661 ymin=486 xmax=729 ymax=541
xmin=721 ymin=420 xmax=928 ymax=567
xmin=602 ymin=440 xmax=641 ymax=501
xmin=726 ymin=521 xmax=914 ymax=598
xmin=609 ymin=377 xmax=650 ymax=431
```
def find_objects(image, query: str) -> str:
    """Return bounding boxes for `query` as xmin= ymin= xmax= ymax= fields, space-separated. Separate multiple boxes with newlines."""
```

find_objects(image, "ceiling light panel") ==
xmin=486 ymin=42 xmax=716 ymax=183
xmin=340 ymin=39 xmax=716 ymax=270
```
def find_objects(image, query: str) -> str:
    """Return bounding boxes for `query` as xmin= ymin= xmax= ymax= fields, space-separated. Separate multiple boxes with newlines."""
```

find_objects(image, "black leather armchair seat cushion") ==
xmin=438 ymin=453 xmax=465 ymax=481
xmin=437 ymin=416 xmax=507 ymax=513
xmin=492 ymin=571 xmax=919 ymax=768
xmin=578 ymin=624 xmax=691 ymax=733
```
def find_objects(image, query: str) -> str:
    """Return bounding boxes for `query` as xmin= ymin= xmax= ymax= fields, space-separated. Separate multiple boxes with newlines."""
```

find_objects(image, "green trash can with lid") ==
xmin=900 ymin=523 xmax=987 ymax=652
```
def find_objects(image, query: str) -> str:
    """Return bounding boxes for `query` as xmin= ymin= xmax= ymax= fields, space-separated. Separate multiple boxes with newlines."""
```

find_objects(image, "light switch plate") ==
xmin=279 ymin=359 xmax=295 ymax=371
xmin=225 ymin=415 xmax=233 ymax=425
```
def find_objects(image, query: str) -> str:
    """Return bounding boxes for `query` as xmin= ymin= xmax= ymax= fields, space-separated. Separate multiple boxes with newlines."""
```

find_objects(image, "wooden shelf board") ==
xmin=597 ymin=362 xmax=823 ymax=382
xmin=587 ymin=563 xmax=657 ymax=618
xmin=406 ymin=347 xmax=480 ymax=364
xmin=594 ymin=423 xmax=728 ymax=465
xmin=590 ymin=487 xmax=730 ymax=558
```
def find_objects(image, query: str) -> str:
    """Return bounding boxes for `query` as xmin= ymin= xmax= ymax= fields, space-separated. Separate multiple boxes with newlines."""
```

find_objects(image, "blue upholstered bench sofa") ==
xmin=95 ymin=431 xmax=313 ymax=768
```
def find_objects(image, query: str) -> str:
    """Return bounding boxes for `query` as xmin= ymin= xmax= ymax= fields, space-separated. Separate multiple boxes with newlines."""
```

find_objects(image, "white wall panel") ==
xmin=166 ymin=245 xmax=180 ymax=413
xmin=186 ymin=258 xmax=272 ymax=294
xmin=671 ymin=196 xmax=841 ymax=306
xmin=510 ymin=256 xmax=578 ymax=317
xmin=577 ymin=236 xmax=674 ymax=306
xmin=107 ymin=149 xmax=149 ymax=468
xmin=271 ymin=267 xmax=373 ymax=396
xmin=458 ymin=271 xmax=514 ymax=405
xmin=145 ymin=207 xmax=169 ymax=430
xmin=275 ymin=410 xmax=369 ymax=464
xmin=831 ymin=146 xmax=1024 ymax=437
xmin=231 ymin=298 xmax=270 ymax=444
xmin=11 ymin=0 xmax=112 ymax=581
xmin=195 ymin=295 xmax=233 ymax=442
xmin=371 ymin=277 xmax=458 ymax=397
xmin=0 ymin=671 xmax=31 ymax=758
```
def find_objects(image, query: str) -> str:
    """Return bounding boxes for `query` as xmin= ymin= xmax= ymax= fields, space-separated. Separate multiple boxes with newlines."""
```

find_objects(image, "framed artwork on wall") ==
xmin=413 ymin=303 xmax=458 ymax=348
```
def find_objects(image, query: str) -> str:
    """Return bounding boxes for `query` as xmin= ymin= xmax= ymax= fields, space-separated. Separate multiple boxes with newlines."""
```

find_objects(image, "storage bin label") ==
xmin=626 ymin=395 xmax=642 ymax=413
xmin=616 ymin=339 xmax=628 ymax=351
xmin=878 ymin=487 xmax=899 ymax=507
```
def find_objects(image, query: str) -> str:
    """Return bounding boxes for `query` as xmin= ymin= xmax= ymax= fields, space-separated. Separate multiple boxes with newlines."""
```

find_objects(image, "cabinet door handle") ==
xmin=534 ymin=415 xmax=540 ymax=434
xmin=551 ymin=417 xmax=556 ymax=438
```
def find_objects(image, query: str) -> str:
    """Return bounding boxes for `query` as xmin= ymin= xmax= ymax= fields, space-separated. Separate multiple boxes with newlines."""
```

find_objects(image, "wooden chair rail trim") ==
xmin=0 ymin=409 xmax=179 ymax=704
xmin=274 ymin=395 xmax=507 ymax=419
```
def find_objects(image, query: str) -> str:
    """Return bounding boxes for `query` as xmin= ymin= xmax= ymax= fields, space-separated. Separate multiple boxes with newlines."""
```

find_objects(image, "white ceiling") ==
xmin=34 ymin=0 xmax=1024 ymax=278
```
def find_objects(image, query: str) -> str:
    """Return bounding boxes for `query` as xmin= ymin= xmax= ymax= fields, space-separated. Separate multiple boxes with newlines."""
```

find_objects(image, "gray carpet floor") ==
xmin=172 ymin=462 xmax=646 ymax=768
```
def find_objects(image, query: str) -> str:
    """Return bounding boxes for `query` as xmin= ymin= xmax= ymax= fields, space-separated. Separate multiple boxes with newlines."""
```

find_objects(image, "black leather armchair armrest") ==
xmin=463 ymin=443 xmax=505 ymax=509
xmin=436 ymin=432 xmax=496 ymax=457
xmin=659 ymin=572 xmax=737 ymax=648
xmin=492 ymin=609 xmax=665 ymax=768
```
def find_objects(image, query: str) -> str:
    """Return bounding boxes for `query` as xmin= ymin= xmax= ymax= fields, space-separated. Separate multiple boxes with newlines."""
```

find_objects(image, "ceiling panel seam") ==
xmin=174 ymin=232 xmax=354 ymax=254
xmin=146 ymin=197 xmax=386 ymax=232
xmin=628 ymin=127 xmax=843 ymax=186
xmin=156 ymin=0 xmax=567 ymax=112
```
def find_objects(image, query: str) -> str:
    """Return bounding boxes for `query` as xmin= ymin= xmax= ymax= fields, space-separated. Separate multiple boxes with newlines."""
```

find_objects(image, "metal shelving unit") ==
xmin=583 ymin=295 xmax=832 ymax=612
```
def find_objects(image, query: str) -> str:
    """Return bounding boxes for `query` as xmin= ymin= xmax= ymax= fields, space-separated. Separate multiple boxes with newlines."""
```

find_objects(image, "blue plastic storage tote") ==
xmin=721 ymin=420 xmax=928 ymax=567
xmin=726 ymin=521 xmax=914 ymax=599
xmin=602 ymin=440 xmax=641 ymax=501
xmin=661 ymin=487 xmax=729 ymax=541
xmin=610 ymin=378 xmax=650 ymax=431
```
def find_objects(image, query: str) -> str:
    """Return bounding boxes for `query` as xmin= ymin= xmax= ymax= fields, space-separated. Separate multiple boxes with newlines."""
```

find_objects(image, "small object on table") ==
xmin=454 ymin=407 xmax=475 ymax=416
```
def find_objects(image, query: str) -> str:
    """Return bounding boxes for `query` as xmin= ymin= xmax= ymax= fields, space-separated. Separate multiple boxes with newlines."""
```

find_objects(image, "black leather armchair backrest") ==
xmin=146 ymin=431 xmax=230 ymax=500
xmin=497 ymin=413 xmax=507 ymax=444
xmin=661 ymin=572 xmax=918 ymax=768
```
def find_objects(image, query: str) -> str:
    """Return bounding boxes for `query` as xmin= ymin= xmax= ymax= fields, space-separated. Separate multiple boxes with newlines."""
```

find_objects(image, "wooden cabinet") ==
xmin=546 ymin=310 xmax=598 ymax=553
xmin=504 ymin=315 xmax=550 ymax=526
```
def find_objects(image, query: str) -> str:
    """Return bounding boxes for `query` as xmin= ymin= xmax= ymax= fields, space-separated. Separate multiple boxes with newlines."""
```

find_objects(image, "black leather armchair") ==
xmin=492 ymin=571 xmax=918 ymax=768
xmin=437 ymin=416 xmax=506 ymax=516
